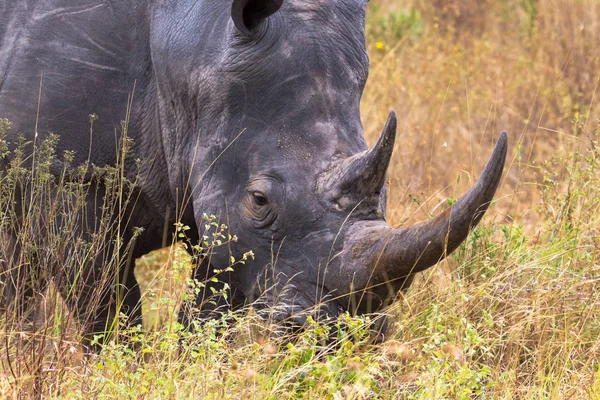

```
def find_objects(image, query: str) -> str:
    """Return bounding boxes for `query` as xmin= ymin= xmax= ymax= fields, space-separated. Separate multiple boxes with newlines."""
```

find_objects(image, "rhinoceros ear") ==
xmin=232 ymin=0 xmax=283 ymax=36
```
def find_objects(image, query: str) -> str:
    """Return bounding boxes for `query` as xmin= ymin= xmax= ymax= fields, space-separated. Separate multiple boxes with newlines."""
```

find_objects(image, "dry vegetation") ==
xmin=363 ymin=0 xmax=600 ymax=228
xmin=2 ymin=0 xmax=600 ymax=398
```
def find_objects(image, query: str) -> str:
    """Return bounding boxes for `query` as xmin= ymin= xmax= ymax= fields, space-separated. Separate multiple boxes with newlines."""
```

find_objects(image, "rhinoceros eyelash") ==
xmin=252 ymin=191 xmax=268 ymax=206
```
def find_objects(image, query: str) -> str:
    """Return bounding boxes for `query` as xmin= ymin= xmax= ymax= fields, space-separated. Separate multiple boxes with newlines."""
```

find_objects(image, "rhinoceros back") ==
xmin=0 ymin=0 xmax=146 ymax=167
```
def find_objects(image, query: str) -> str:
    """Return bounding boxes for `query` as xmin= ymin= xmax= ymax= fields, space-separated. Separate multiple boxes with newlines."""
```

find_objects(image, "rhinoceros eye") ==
xmin=252 ymin=192 xmax=268 ymax=206
xmin=244 ymin=190 xmax=275 ymax=228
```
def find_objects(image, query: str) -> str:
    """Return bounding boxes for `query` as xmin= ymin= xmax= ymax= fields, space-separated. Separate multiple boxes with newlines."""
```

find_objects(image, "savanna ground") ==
xmin=1 ymin=0 xmax=600 ymax=398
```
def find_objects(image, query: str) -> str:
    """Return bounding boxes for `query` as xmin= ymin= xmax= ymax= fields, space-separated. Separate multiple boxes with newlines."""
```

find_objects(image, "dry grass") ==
xmin=363 ymin=0 xmax=600 ymax=230
xmin=1 ymin=1 xmax=600 ymax=398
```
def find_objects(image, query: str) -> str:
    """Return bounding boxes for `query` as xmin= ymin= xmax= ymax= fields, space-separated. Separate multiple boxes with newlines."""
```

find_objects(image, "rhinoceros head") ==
xmin=150 ymin=0 xmax=507 ymax=328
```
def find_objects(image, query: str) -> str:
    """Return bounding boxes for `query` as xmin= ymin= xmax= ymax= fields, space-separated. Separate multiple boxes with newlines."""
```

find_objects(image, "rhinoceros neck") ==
xmin=0 ymin=0 xmax=152 ymax=157
xmin=0 ymin=1 xmax=178 ymax=224
xmin=0 ymin=0 xmax=156 ymax=155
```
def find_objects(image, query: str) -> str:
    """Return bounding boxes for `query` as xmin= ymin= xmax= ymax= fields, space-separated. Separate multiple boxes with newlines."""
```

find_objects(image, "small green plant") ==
xmin=0 ymin=114 xmax=145 ymax=397
xmin=367 ymin=4 xmax=423 ymax=46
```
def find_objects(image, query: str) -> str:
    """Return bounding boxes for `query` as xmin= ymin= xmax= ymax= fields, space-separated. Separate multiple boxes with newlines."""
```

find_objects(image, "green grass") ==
xmin=2 ymin=1 xmax=600 ymax=398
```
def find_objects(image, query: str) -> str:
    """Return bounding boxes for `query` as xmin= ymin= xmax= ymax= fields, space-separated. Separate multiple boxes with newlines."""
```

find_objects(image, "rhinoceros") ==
xmin=0 ymin=0 xmax=507 ymax=344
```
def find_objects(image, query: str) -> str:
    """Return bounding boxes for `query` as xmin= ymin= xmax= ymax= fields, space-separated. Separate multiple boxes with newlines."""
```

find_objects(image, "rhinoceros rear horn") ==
xmin=232 ymin=0 xmax=284 ymax=36
xmin=335 ymin=112 xmax=397 ymax=199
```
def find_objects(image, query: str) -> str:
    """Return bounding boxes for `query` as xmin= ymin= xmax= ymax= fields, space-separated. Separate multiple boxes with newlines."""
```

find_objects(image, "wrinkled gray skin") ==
xmin=0 ymin=0 xmax=507 ymax=345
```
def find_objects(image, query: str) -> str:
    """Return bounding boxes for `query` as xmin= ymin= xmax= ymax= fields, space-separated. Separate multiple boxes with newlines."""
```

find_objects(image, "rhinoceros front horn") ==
xmin=336 ymin=130 xmax=508 ymax=300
